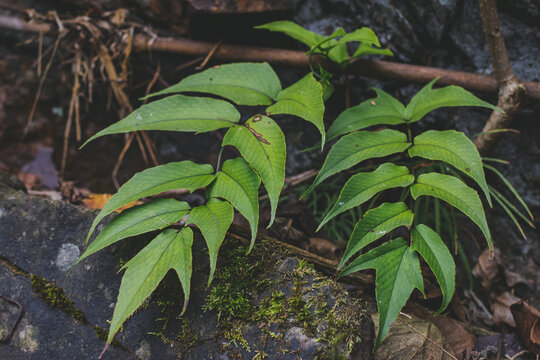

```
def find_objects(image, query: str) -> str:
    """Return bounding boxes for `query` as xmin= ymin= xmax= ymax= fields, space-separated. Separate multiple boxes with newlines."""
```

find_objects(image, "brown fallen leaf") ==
xmin=510 ymin=300 xmax=540 ymax=355
xmin=491 ymin=292 xmax=520 ymax=327
xmin=406 ymin=303 xmax=477 ymax=358
xmin=472 ymin=248 xmax=501 ymax=289
xmin=82 ymin=193 xmax=140 ymax=212
xmin=372 ymin=313 xmax=456 ymax=359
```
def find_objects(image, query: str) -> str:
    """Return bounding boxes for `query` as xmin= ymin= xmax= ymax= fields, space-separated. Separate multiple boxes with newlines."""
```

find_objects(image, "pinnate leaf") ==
xmin=318 ymin=163 xmax=414 ymax=229
xmin=222 ymin=115 xmax=286 ymax=227
xmin=340 ymin=238 xmax=425 ymax=350
xmin=338 ymin=202 xmax=414 ymax=269
xmin=186 ymin=199 xmax=234 ymax=286
xmin=79 ymin=199 xmax=190 ymax=264
xmin=266 ymin=73 xmax=326 ymax=147
xmin=409 ymin=130 xmax=491 ymax=206
xmin=336 ymin=27 xmax=380 ymax=46
xmin=352 ymin=42 xmax=393 ymax=58
xmin=255 ymin=21 xmax=324 ymax=48
xmin=208 ymin=158 xmax=260 ymax=251
xmin=146 ymin=63 xmax=281 ymax=105
xmin=304 ymin=129 xmax=410 ymax=196
xmin=326 ymin=88 xmax=405 ymax=142
xmin=411 ymin=172 xmax=492 ymax=249
xmin=108 ymin=227 xmax=193 ymax=343
xmin=404 ymin=78 xmax=501 ymax=122
xmin=86 ymin=161 xmax=214 ymax=244
xmin=82 ymin=95 xmax=240 ymax=147
xmin=411 ymin=224 xmax=456 ymax=314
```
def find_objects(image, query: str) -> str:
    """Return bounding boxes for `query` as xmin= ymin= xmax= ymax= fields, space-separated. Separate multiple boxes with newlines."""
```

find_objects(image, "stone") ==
xmin=0 ymin=171 xmax=375 ymax=359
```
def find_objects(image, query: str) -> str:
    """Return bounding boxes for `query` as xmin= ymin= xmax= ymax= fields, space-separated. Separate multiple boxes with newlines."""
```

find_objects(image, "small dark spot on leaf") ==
xmin=209 ymin=77 xmax=213 ymax=81
xmin=369 ymin=229 xmax=374 ymax=232
xmin=466 ymin=168 xmax=471 ymax=172
xmin=355 ymin=144 xmax=359 ymax=147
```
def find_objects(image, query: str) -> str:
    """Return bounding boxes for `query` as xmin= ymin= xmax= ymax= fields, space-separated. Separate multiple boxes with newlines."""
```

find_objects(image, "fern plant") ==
xmin=303 ymin=79 xmax=501 ymax=349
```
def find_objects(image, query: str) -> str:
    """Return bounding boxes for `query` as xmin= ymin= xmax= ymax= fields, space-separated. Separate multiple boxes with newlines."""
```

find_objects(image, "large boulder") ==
xmin=0 ymin=171 xmax=375 ymax=359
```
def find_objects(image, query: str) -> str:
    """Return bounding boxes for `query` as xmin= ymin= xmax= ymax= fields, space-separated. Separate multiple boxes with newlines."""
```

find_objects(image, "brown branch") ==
xmin=474 ymin=0 xmax=526 ymax=153
xmin=1 ymin=14 xmax=539 ymax=100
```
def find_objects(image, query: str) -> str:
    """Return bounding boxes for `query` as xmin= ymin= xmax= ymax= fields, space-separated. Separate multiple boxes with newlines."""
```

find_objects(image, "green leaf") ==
xmin=186 ymin=198 xmax=234 ymax=286
xmin=403 ymin=78 xmax=501 ymax=122
xmin=336 ymin=27 xmax=380 ymax=46
xmin=208 ymin=158 xmax=261 ymax=251
xmin=410 ymin=172 xmax=492 ymax=249
xmin=326 ymin=88 xmax=405 ymax=142
xmin=222 ymin=115 xmax=286 ymax=227
xmin=340 ymin=238 xmax=424 ymax=350
xmin=338 ymin=202 xmax=414 ymax=269
xmin=255 ymin=21 xmax=325 ymax=48
xmin=318 ymin=163 xmax=414 ymax=229
xmin=483 ymin=163 xmax=533 ymax=220
xmin=411 ymin=224 xmax=456 ymax=314
xmin=108 ymin=227 xmax=193 ymax=343
xmin=81 ymin=95 xmax=240 ymax=147
xmin=78 ymin=199 xmax=190 ymax=264
xmin=86 ymin=161 xmax=214 ymax=244
xmin=306 ymin=27 xmax=346 ymax=55
xmin=146 ymin=63 xmax=281 ymax=106
xmin=352 ymin=42 xmax=393 ymax=58
xmin=304 ymin=129 xmax=410 ymax=196
xmin=408 ymin=130 xmax=492 ymax=206
xmin=266 ymin=74 xmax=326 ymax=147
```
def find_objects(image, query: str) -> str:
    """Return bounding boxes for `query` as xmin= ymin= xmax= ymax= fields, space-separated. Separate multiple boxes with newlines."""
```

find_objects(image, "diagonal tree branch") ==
xmin=474 ymin=0 xmax=526 ymax=154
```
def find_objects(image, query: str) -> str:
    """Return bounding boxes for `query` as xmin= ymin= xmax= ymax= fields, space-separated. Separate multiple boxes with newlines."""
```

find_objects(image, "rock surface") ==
xmin=0 ymin=172 xmax=375 ymax=359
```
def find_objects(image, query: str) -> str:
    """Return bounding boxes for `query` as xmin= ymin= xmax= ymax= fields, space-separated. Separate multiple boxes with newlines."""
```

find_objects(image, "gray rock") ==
xmin=0 ymin=173 xmax=374 ymax=359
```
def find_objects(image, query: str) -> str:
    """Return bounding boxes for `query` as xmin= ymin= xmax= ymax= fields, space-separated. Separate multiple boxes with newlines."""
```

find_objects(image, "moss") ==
xmin=149 ymin=319 xmax=198 ymax=358
xmin=30 ymin=275 xmax=127 ymax=351
xmin=31 ymin=275 xmax=88 ymax=324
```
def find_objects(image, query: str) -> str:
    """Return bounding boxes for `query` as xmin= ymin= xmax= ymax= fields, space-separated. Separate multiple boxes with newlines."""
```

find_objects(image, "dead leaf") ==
xmin=407 ymin=303 xmax=476 ymax=358
xmin=372 ymin=313 xmax=456 ymax=359
xmin=472 ymin=248 xmax=501 ymax=289
xmin=510 ymin=300 xmax=540 ymax=355
xmin=505 ymin=269 xmax=530 ymax=288
xmin=491 ymin=292 xmax=520 ymax=327
xmin=82 ymin=193 xmax=140 ymax=211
